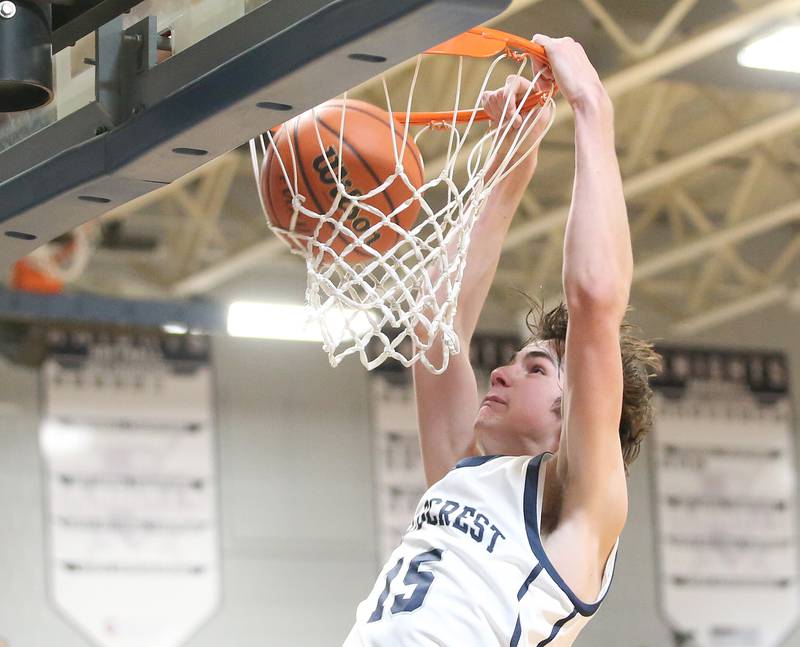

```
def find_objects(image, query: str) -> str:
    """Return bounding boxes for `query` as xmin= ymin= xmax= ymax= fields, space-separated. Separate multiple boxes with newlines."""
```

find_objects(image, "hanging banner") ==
xmin=40 ymin=328 xmax=219 ymax=647
xmin=370 ymin=334 xmax=518 ymax=561
xmin=371 ymin=374 xmax=428 ymax=562
xmin=652 ymin=347 xmax=799 ymax=647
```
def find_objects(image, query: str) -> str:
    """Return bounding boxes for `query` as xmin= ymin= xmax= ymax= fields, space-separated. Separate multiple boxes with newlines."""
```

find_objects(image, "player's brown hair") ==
xmin=523 ymin=301 xmax=662 ymax=470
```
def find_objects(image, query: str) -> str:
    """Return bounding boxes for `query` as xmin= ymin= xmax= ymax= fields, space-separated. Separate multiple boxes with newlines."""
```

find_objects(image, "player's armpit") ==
xmin=556 ymin=306 xmax=628 ymax=538
xmin=413 ymin=347 xmax=481 ymax=487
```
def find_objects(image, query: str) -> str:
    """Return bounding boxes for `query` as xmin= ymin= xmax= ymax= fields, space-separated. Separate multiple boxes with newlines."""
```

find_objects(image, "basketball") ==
xmin=259 ymin=99 xmax=424 ymax=264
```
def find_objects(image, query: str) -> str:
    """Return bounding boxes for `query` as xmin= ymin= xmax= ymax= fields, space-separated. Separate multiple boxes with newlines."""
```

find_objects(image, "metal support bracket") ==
xmin=124 ymin=15 xmax=157 ymax=77
xmin=94 ymin=15 xmax=125 ymax=125
xmin=94 ymin=15 xmax=158 ymax=126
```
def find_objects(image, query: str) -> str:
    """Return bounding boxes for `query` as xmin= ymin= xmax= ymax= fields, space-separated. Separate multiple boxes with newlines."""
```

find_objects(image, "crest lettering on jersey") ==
xmin=411 ymin=498 xmax=507 ymax=553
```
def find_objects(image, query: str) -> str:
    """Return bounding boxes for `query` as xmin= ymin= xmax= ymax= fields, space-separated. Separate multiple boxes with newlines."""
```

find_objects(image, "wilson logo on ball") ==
xmin=260 ymin=99 xmax=424 ymax=265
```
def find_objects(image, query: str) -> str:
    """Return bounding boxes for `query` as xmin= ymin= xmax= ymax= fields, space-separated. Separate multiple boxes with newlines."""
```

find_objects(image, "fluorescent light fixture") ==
xmin=738 ymin=25 xmax=800 ymax=73
xmin=162 ymin=322 xmax=189 ymax=335
xmin=227 ymin=301 xmax=373 ymax=343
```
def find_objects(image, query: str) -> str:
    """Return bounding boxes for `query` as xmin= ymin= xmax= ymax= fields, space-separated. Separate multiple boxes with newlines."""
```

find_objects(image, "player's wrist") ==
xmin=570 ymin=83 xmax=613 ymax=124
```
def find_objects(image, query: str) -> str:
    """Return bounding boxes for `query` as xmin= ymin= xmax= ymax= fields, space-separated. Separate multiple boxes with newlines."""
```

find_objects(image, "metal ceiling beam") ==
xmin=764 ymin=233 xmax=800 ymax=283
xmin=537 ymin=196 xmax=800 ymax=306
xmin=686 ymin=153 xmax=766 ymax=310
xmin=503 ymin=104 xmax=800 ymax=251
xmin=634 ymin=197 xmax=800 ymax=282
xmin=671 ymin=284 xmax=790 ymax=335
xmin=577 ymin=0 xmax=699 ymax=60
xmin=586 ymin=0 xmax=800 ymax=122
xmin=169 ymin=156 xmax=240 ymax=278
xmin=171 ymin=238 xmax=288 ymax=296
xmin=621 ymin=84 xmax=673 ymax=175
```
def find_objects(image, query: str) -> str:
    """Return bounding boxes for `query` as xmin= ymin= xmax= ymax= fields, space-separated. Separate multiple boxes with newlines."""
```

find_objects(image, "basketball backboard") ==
xmin=0 ymin=0 xmax=510 ymax=269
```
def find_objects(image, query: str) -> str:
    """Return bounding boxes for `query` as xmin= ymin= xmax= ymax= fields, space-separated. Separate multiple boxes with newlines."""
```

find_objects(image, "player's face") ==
xmin=474 ymin=340 xmax=564 ymax=456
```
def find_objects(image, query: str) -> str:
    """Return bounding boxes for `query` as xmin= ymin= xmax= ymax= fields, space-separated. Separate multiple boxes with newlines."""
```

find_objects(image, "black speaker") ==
xmin=0 ymin=1 xmax=53 ymax=112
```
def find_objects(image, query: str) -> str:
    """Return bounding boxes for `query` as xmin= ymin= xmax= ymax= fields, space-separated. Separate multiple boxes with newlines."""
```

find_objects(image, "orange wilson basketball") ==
xmin=260 ymin=99 xmax=424 ymax=264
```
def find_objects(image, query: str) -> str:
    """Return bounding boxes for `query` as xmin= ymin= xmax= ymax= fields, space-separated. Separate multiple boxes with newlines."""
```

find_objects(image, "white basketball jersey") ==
xmin=343 ymin=452 xmax=618 ymax=647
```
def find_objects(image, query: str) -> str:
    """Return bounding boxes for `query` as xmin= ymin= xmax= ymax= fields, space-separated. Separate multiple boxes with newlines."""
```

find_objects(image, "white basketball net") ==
xmin=250 ymin=46 xmax=555 ymax=373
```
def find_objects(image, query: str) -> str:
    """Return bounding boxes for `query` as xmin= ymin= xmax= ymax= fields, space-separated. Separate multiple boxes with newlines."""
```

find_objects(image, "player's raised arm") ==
xmin=413 ymin=73 xmax=553 ymax=487
xmin=539 ymin=36 xmax=632 ymax=540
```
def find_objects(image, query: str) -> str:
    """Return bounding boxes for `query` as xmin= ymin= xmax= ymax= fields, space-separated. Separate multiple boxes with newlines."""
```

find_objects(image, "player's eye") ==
xmin=527 ymin=363 xmax=545 ymax=375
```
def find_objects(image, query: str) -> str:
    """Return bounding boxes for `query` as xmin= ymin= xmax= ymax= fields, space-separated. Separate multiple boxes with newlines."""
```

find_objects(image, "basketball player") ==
xmin=343 ymin=35 xmax=661 ymax=646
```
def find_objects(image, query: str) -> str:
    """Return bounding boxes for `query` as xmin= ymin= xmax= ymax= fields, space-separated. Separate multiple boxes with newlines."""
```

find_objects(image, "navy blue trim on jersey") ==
xmin=454 ymin=455 xmax=503 ymax=469
xmin=517 ymin=564 xmax=544 ymax=600
xmin=509 ymin=564 xmax=544 ymax=647
xmin=536 ymin=608 xmax=579 ymax=647
xmin=509 ymin=616 xmax=523 ymax=647
xmin=523 ymin=453 xmax=614 ymax=617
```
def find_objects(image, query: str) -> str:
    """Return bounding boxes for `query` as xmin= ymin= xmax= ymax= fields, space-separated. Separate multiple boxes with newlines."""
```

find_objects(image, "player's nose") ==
xmin=490 ymin=365 xmax=510 ymax=387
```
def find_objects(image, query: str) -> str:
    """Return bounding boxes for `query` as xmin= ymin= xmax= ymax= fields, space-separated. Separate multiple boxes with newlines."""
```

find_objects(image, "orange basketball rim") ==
xmin=394 ymin=27 xmax=555 ymax=126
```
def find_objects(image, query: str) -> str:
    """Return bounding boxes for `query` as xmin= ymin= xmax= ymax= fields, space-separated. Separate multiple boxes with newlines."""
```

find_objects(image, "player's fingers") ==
xmin=488 ymin=88 xmax=506 ymax=117
xmin=537 ymin=63 xmax=555 ymax=82
xmin=479 ymin=93 xmax=489 ymax=121
xmin=498 ymin=82 xmax=517 ymax=122
xmin=504 ymin=74 xmax=528 ymax=92
xmin=499 ymin=92 xmax=520 ymax=128
xmin=484 ymin=91 xmax=502 ymax=123
xmin=511 ymin=75 xmax=538 ymax=105
xmin=504 ymin=75 xmax=531 ymax=121
xmin=517 ymin=75 xmax=545 ymax=126
xmin=482 ymin=94 xmax=499 ymax=124
xmin=533 ymin=73 xmax=553 ymax=97
xmin=531 ymin=34 xmax=557 ymax=79
xmin=529 ymin=49 xmax=549 ymax=73
xmin=485 ymin=79 xmax=531 ymax=128
xmin=501 ymin=94 xmax=521 ymax=129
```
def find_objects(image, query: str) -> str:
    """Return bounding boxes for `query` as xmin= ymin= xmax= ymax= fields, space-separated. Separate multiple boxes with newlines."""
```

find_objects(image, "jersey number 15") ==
xmin=367 ymin=548 xmax=443 ymax=623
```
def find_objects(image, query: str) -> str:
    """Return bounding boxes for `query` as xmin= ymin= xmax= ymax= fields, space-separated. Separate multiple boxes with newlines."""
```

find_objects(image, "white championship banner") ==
xmin=40 ymin=328 xmax=219 ymax=647
xmin=371 ymin=374 xmax=428 ymax=562
xmin=652 ymin=347 xmax=799 ymax=647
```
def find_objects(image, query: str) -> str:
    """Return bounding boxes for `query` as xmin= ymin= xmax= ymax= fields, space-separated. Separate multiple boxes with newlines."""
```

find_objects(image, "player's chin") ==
xmin=475 ymin=404 xmax=499 ymax=425
xmin=472 ymin=410 xmax=494 ymax=435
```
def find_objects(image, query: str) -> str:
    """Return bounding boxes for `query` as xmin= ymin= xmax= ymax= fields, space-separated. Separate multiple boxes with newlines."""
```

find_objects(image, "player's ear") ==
xmin=550 ymin=395 xmax=562 ymax=418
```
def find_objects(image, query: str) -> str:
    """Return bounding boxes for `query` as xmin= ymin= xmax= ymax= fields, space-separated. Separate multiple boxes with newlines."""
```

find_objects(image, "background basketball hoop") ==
xmin=11 ymin=224 xmax=95 ymax=295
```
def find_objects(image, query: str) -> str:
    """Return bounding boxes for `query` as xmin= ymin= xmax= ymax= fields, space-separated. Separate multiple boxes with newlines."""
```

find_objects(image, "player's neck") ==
xmin=477 ymin=434 xmax=556 ymax=458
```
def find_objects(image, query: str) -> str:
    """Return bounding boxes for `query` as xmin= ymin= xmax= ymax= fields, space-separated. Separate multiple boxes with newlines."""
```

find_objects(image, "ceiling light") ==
xmin=738 ymin=25 xmax=800 ymax=74
xmin=227 ymin=301 xmax=373 ymax=343
xmin=162 ymin=322 xmax=189 ymax=335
